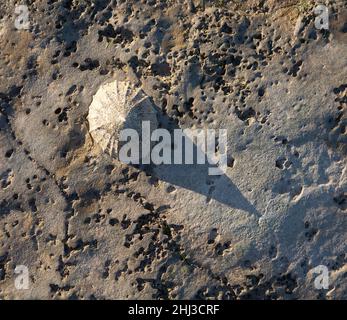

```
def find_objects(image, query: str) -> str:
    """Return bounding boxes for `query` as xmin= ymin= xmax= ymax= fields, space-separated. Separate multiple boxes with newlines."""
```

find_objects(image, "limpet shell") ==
xmin=87 ymin=80 xmax=158 ymax=159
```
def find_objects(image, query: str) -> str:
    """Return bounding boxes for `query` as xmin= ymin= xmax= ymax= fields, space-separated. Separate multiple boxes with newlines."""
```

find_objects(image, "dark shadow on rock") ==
xmin=122 ymin=101 xmax=261 ymax=219
xmin=151 ymin=162 xmax=261 ymax=218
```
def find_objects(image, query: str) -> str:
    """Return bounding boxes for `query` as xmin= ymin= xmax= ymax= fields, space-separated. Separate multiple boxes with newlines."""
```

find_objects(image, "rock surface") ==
xmin=0 ymin=0 xmax=346 ymax=299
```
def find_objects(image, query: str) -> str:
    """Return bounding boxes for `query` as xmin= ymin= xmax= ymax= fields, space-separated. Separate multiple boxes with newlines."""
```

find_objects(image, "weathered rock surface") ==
xmin=0 ymin=0 xmax=346 ymax=299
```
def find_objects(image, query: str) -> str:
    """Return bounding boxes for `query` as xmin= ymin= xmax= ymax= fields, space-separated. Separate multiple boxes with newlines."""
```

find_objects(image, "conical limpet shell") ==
xmin=87 ymin=79 xmax=158 ymax=159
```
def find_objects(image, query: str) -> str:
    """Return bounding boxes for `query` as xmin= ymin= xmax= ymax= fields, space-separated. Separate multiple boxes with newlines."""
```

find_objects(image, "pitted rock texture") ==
xmin=0 ymin=0 xmax=346 ymax=299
